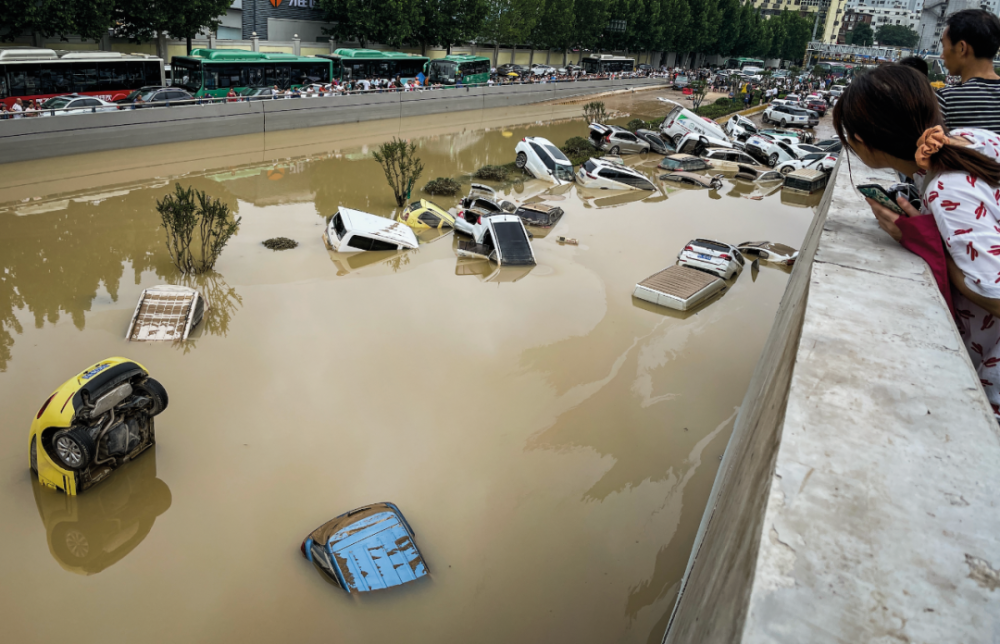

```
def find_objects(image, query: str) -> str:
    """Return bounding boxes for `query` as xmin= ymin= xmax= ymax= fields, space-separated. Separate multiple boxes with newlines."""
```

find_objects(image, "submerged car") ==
xmin=736 ymin=241 xmax=799 ymax=266
xmin=456 ymin=215 xmax=536 ymax=265
xmin=725 ymin=114 xmax=759 ymax=141
xmin=677 ymin=239 xmax=745 ymax=280
xmin=515 ymin=136 xmax=575 ymax=183
xmin=733 ymin=164 xmax=783 ymax=183
xmin=29 ymin=358 xmax=168 ymax=496
xmin=397 ymin=199 xmax=470 ymax=233
xmin=577 ymin=157 xmax=656 ymax=191
xmin=660 ymin=172 xmax=724 ymax=190
xmin=635 ymin=129 xmax=676 ymax=155
xmin=658 ymin=98 xmax=730 ymax=147
xmin=513 ymin=203 xmax=565 ymax=228
xmin=302 ymin=503 xmax=428 ymax=593
xmin=746 ymin=134 xmax=823 ymax=168
xmin=460 ymin=184 xmax=515 ymax=217
xmin=774 ymin=152 xmax=839 ymax=175
xmin=588 ymin=123 xmax=650 ymax=155
xmin=676 ymin=132 xmax=734 ymax=156
xmin=762 ymin=104 xmax=817 ymax=129
xmin=325 ymin=208 xmax=419 ymax=252
xmin=126 ymin=285 xmax=205 ymax=342
xmin=701 ymin=148 xmax=762 ymax=171
xmin=658 ymin=153 xmax=712 ymax=172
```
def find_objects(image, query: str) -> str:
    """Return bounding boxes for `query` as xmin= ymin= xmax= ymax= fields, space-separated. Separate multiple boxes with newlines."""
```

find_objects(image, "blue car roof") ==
xmin=320 ymin=507 xmax=427 ymax=593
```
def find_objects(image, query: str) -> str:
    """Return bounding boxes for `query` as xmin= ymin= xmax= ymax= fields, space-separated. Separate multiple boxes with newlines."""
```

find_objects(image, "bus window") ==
xmin=172 ymin=61 xmax=203 ymax=92
xmin=582 ymin=60 xmax=601 ymax=74
xmin=427 ymin=60 xmax=456 ymax=84
xmin=271 ymin=65 xmax=291 ymax=88
xmin=0 ymin=67 xmax=7 ymax=99
xmin=71 ymin=62 xmax=98 ymax=93
xmin=213 ymin=65 xmax=242 ymax=88
xmin=8 ymin=66 xmax=31 ymax=96
xmin=244 ymin=65 xmax=266 ymax=88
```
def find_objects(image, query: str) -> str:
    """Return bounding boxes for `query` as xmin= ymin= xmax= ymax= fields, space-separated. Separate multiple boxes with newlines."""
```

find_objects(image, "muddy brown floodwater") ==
xmin=0 ymin=95 xmax=821 ymax=644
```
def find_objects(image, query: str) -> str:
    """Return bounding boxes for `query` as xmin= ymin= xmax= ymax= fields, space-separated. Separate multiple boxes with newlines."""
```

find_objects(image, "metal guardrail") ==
xmin=0 ymin=74 xmax=673 ymax=120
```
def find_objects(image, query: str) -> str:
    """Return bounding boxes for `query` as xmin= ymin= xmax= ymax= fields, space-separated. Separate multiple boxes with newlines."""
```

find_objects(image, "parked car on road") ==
xmin=672 ymin=75 xmax=690 ymax=90
xmin=806 ymin=98 xmax=827 ymax=116
xmin=515 ymin=136 xmax=576 ymax=183
xmin=762 ymin=103 xmax=817 ymax=128
xmin=496 ymin=63 xmax=528 ymax=77
xmin=677 ymin=239 xmax=745 ymax=280
xmin=325 ymin=208 xmax=419 ymax=252
xmin=115 ymin=86 xmax=195 ymax=108
xmin=577 ymin=157 xmax=656 ymax=190
xmin=588 ymin=123 xmax=650 ymax=155
xmin=531 ymin=64 xmax=557 ymax=76
xmin=241 ymin=88 xmax=282 ymax=100
xmin=39 ymin=94 xmax=119 ymax=116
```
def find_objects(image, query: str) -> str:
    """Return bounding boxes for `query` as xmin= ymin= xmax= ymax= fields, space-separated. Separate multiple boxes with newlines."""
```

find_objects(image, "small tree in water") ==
xmin=156 ymin=184 xmax=241 ymax=274
xmin=373 ymin=137 xmax=425 ymax=207
xmin=689 ymin=80 xmax=709 ymax=111
xmin=582 ymin=101 xmax=607 ymax=123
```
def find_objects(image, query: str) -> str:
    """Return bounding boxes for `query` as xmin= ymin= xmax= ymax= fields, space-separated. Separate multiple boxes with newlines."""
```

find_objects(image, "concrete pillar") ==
xmin=209 ymin=34 xmax=217 ymax=49
xmin=100 ymin=32 xmax=112 ymax=52
xmin=293 ymin=34 xmax=301 ymax=56
xmin=251 ymin=32 xmax=260 ymax=52
xmin=329 ymin=38 xmax=337 ymax=54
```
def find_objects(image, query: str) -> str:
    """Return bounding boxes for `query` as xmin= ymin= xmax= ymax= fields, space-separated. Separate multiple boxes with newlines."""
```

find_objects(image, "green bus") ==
xmin=725 ymin=57 xmax=765 ymax=71
xmin=170 ymin=49 xmax=333 ymax=98
xmin=316 ymin=49 xmax=429 ymax=82
xmin=425 ymin=55 xmax=491 ymax=86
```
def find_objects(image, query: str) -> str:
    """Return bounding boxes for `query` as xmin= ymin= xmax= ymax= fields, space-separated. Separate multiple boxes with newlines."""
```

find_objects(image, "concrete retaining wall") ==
xmin=663 ymin=159 xmax=1000 ymax=642
xmin=0 ymin=78 xmax=667 ymax=163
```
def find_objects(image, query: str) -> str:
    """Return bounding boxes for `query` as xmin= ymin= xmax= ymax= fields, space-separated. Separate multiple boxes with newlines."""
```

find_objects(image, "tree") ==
xmin=529 ymin=0 xmax=576 ymax=65
xmin=714 ymin=0 xmax=742 ymax=58
xmin=686 ymin=0 xmax=722 ymax=55
xmin=1 ymin=0 xmax=115 ymax=43
xmin=114 ymin=0 xmax=232 ymax=52
xmin=574 ymin=0 xmax=611 ymax=53
xmin=156 ymin=184 xmax=241 ymax=274
xmin=373 ymin=138 xmax=425 ymax=207
xmin=875 ymin=24 xmax=918 ymax=48
xmin=480 ymin=0 xmax=541 ymax=65
xmin=850 ymin=22 xmax=874 ymax=47
xmin=318 ymin=0 xmax=424 ymax=49
xmin=417 ymin=0 xmax=488 ymax=55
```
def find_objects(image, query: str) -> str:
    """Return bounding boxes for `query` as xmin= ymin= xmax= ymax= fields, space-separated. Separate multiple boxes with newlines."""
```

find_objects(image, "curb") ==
xmin=713 ymin=103 xmax=768 ymax=125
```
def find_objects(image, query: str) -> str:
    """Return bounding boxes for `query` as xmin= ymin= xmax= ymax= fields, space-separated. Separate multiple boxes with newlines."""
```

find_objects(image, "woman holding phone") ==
xmin=834 ymin=65 xmax=1000 ymax=416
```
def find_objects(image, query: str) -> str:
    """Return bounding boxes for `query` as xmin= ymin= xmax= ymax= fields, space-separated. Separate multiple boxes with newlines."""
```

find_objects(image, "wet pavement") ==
xmin=0 ymin=99 xmax=822 ymax=644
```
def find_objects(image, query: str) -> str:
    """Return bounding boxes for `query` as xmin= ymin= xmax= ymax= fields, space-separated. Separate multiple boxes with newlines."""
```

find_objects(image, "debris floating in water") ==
xmin=262 ymin=237 xmax=299 ymax=251
xmin=557 ymin=237 xmax=579 ymax=246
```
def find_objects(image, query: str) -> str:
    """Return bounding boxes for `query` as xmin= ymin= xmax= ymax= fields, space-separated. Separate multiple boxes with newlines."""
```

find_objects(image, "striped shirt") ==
xmin=937 ymin=78 xmax=1000 ymax=135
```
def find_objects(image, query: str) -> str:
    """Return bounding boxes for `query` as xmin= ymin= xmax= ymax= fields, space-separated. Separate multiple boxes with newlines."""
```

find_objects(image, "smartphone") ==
xmin=857 ymin=183 xmax=905 ymax=215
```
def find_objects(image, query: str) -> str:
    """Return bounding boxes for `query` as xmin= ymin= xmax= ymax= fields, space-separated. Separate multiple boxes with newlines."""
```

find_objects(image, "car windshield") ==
xmin=41 ymin=97 xmax=73 ymax=109
xmin=427 ymin=60 xmax=457 ymax=84
xmin=693 ymin=239 xmax=730 ymax=252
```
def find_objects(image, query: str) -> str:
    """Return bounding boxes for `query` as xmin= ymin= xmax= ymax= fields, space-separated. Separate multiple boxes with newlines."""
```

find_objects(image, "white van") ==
xmin=325 ymin=208 xmax=419 ymax=252
xmin=657 ymin=98 xmax=730 ymax=147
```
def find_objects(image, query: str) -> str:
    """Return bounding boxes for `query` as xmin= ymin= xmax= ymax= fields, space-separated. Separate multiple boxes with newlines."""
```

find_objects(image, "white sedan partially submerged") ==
xmin=576 ymin=158 xmax=656 ymax=191
xmin=325 ymin=208 xmax=419 ymax=252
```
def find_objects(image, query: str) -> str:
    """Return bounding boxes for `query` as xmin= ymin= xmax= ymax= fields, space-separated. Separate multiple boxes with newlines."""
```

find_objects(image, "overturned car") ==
xmin=29 ymin=358 xmax=168 ymax=495
xmin=456 ymin=215 xmax=536 ymax=266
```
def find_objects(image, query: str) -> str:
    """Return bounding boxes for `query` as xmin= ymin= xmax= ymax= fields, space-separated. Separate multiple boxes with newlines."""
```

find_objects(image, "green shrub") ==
xmin=423 ymin=177 xmax=461 ymax=195
xmin=156 ymin=183 xmax=240 ymax=274
xmin=473 ymin=165 xmax=510 ymax=181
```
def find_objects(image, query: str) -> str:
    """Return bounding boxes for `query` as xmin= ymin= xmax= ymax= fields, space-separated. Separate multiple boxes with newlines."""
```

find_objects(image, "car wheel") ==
xmin=779 ymin=165 xmax=793 ymax=175
xmin=768 ymin=153 xmax=779 ymax=167
xmin=137 ymin=378 xmax=169 ymax=417
xmin=780 ymin=119 xmax=787 ymax=127
xmin=609 ymin=145 xmax=620 ymax=155
xmin=53 ymin=429 xmax=95 ymax=471
xmin=761 ymin=114 xmax=769 ymax=124
xmin=515 ymin=152 xmax=527 ymax=169
xmin=673 ymin=134 xmax=683 ymax=147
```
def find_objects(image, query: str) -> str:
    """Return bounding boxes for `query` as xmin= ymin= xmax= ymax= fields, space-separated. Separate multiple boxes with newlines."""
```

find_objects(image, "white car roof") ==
xmin=338 ymin=208 xmax=418 ymax=248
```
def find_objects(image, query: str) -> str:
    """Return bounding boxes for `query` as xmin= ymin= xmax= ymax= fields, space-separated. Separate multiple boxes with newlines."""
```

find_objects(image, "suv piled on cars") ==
xmin=762 ymin=103 xmax=817 ymax=128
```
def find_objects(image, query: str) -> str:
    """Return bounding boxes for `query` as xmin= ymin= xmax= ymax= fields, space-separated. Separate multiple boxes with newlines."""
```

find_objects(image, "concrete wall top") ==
xmin=664 ymin=157 xmax=1000 ymax=642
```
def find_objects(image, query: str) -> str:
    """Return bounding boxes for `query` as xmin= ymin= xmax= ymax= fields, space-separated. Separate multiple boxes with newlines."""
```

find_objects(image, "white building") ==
xmin=918 ymin=0 xmax=989 ymax=52
xmin=853 ymin=4 xmax=923 ymax=30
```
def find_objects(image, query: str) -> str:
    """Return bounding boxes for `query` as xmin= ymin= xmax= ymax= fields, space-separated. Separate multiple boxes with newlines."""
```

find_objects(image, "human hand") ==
xmin=865 ymin=195 xmax=920 ymax=242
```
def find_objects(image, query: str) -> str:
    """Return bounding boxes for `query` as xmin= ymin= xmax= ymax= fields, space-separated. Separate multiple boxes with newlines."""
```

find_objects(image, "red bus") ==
xmin=0 ymin=47 xmax=164 ymax=109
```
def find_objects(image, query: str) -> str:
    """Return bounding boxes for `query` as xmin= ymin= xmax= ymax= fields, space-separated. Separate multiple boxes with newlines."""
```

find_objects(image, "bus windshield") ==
xmin=427 ymin=60 xmax=457 ymax=84
xmin=172 ymin=60 xmax=202 ymax=92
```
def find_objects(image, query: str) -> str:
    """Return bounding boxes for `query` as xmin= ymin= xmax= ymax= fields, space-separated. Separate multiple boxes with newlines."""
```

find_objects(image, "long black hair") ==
xmin=833 ymin=65 xmax=1000 ymax=185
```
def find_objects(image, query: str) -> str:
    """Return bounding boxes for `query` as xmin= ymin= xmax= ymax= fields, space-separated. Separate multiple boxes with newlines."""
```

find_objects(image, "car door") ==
xmin=616 ymin=131 xmax=641 ymax=153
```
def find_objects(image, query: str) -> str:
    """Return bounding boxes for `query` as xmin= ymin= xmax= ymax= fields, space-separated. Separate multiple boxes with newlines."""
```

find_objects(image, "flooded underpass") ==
xmin=0 ymin=98 xmax=823 ymax=644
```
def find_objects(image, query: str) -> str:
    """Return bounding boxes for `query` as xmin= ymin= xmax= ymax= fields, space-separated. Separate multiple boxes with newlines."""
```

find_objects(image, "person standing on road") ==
xmin=226 ymin=88 xmax=237 ymax=103
xmin=835 ymin=64 xmax=1000 ymax=418
xmin=936 ymin=9 xmax=1000 ymax=135
xmin=11 ymin=98 xmax=23 ymax=118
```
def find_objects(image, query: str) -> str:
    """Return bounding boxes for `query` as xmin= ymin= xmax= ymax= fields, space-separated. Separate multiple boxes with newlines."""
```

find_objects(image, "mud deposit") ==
xmin=0 ymin=102 xmax=818 ymax=644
